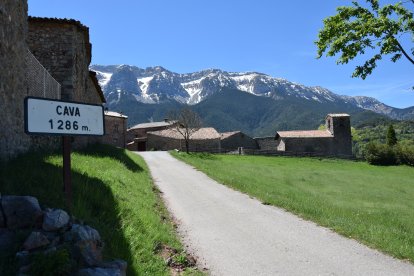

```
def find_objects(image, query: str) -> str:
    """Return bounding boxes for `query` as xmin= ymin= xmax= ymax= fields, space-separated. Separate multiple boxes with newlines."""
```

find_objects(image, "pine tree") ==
xmin=387 ymin=125 xmax=398 ymax=146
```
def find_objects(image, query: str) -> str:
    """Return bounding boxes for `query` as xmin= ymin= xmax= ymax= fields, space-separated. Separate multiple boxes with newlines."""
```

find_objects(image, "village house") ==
xmin=126 ymin=120 xmax=178 ymax=151
xmin=0 ymin=0 xmax=121 ymax=160
xmin=275 ymin=114 xmax=352 ymax=156
xmin=26 ymin=17 xmax=108 ymax=149
xmin=220 ymin=131 xmax=258 ymax=150
xmin=147 ymin=128 xmax=221 ymax=152
xmin=254 ymin=137 xmax=278 ymax=151
xmin=102 ymin=111 xmax=128 ymax=148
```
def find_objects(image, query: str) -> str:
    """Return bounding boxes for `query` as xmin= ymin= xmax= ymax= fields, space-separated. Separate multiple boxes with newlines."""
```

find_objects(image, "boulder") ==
xmin=2 ymin=196 xmax=42 ymax=229
xmin=102 ymin=260 xmax=127 ymax=276
xmin=78 ymin=267 xmax=122 ymax=276
xmin=0 ymin=228 xmax=16 ymax=252
xmin=65 ymin=224 xmax=103 ymax=267
xmin=15 ymin=251 xmax=31 ymax=267
xmin=42 ymin=209 xmax=70 ymax=231
xmin=0 ymin=196 xmax=5 ymax=228
xmin=23 ymin=231 xmax=50 ymax=251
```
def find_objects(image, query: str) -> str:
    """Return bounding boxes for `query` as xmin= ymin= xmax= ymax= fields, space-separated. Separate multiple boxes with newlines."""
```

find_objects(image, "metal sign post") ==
xmin=63 ymin=136 xmax=72 ymax=209
xmin=24 ymin=97 xmax=105 ymax=209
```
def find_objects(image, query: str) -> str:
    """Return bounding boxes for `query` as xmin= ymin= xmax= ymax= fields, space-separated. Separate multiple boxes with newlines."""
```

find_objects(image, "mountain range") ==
xmin=90 ymin=64 xmax=414 ymax=136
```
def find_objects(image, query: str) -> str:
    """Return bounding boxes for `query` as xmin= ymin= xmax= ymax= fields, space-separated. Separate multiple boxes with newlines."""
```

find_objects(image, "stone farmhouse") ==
xmin=275 ymin=114 xmax=352 ymax=156
xmin=147 ymin=128 xmax=221 ymax=152
xmin=126 ymin=120 xmax=179 ymax=151
xmin=102 ymin=111 xmax=128 ymax=149
xmin=1 ymin=0 xmax=124 ymax=160
xmin=220 ymin=131 xmax=257 ymax=150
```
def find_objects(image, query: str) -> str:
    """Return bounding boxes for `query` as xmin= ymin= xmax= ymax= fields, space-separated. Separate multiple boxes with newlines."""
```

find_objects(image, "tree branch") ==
xmin=395 ymin=38 xmax=414 ymax=64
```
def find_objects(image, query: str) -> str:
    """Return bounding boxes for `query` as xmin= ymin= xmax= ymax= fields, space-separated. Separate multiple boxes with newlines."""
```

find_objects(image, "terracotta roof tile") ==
xmin=104 ymin=111 xmax=127 ymax=118
xmin=148 ymin=127 xmax=220 ymax=140
xmin=327 ymin=113 xmax=350 ymax=117
xmin=276 ymin=130 xmax=333 ymax=139
xmin=129 ymin=121 xmax=177 ymax=130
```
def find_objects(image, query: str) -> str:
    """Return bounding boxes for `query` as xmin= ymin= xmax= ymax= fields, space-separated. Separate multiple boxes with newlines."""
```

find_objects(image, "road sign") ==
xmin=24 ymin=97 xmax=104 ymax=136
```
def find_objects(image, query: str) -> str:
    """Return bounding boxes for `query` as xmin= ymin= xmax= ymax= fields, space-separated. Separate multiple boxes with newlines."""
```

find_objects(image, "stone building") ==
xmin=0 ymin=0 xmax=107 ymax=160
xmin=27 ymin=17 xmax=106 ymax=149
xmin=27 ymin=17 xmax=93 ymax=102
xmin=0 ymin=0 xmax=30 ymax=160
xmin=126 ymin=120 xmax=178 ymax=151
xmin=275 ymin=114 xmax=352 ymax=156
xmin=254 ymin=137 xmax=278 ymax=151
xmin=147 ymin=128 xmax=221 ymax=152
xmin=102 ymin=111 xmax=128 ymax=148
xmin=220 ymin=131 xmax=258 ymax=150
xmin=87 ymin=71 xmax=106 ymax=105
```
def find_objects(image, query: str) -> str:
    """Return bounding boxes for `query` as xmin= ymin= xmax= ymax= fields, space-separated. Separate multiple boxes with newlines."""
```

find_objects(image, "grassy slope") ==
xmin=0 ymin=144 xmax=182 ymax=275
xmin=171 ymin=152 xmax=414 ymax=263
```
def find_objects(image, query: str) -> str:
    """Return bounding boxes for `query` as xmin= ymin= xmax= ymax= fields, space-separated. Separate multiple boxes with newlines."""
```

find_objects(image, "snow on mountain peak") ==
xmin=90 ymin=64 xmax=408 ymax=118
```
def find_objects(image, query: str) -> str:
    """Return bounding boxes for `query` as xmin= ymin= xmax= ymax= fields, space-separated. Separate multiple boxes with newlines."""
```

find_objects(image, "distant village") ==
xmin=0 ymin=0 xmax=352 ymax=161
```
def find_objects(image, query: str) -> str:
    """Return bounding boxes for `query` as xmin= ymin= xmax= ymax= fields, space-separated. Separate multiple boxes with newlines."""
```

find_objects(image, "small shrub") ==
xmin=395 ymin=144 xmax=414 ymax=166
xmin=364 ymin=142 xmax=397 ymax=165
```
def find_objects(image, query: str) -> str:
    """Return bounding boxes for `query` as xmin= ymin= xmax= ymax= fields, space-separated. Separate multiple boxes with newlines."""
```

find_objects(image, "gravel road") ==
xmin=138 ymin=151 xmax=414 ymax=276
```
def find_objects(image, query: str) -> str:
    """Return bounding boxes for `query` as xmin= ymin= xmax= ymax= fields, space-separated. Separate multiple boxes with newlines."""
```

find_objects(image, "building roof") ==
xmin=28 ymin=16 xmax=91 ymax=63
xmin=89 ymin=71 xmax=106 ymax=103
xmin=275 ymin=130 xmax=333 ymax=139
xmin=327 ymin=113 xmax=350 ymax=118
xmin=148 ymin=127 xmax=221 ymax=140
xmin=105 ymin=111 xmax=127 ymax=119
xmin=129 ymin=121 xmax=176 ymax=130
xmin=220 ymin=131 xmax=241 ymax=139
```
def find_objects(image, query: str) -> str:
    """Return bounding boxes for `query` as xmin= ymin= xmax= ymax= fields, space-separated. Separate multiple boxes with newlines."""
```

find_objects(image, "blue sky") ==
xmin=28 ymin=0 xmax=414 ymax=108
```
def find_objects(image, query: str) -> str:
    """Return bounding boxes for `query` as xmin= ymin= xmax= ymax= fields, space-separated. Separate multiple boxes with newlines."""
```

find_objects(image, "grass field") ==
xmin=171 ymin=152 xmax=414 ymax=263
xmin=0 ymin=144 xmax=199 ymax=275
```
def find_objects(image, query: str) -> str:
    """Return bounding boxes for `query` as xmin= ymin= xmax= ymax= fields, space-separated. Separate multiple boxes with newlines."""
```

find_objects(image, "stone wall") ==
xmin=255 ymin=137 xmax=277 ymax=151
xmin=282 ymin=137 xmax=334 ymax=154
xmin=102 ymin=115 xmax=127 ymax=148
xmin=147 ymin=134 xmax=221 ymax=152
xmin=0 ymin=0 xmax=30 ymax=160
xmin=329 ymin=116 xmax=352 ymax=156
xmin=127 ymin=125 xmax=173 ymax=143
xmin=27 ymin=18 xmax=103 ymax=150
xmin=221 ymin=132 xmax=258 ymax=150
xmin=27 ymin=18 xmax=92 ymax=103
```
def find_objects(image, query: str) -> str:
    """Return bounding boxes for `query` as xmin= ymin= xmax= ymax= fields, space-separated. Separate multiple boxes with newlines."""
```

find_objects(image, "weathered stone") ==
xmin=23 ymin=231 xmax=50 ymax=251
xmin=0 ymin=228 xmax=16 ymax=252
xmin=0 ymin=197 xmax=5 ymax=228
xmin=16 ymin=251 xmax=31 ymax=267
xmin=102 ymin=260 xmax=127 ymax=276
xmin=0 ymin=0 xmax=30 ymax=161
xmin=66 ymin=224 xmax=103 ymax=266
xmin=1 ymin=196 xmax=43 ymax=229
xmin=42 ymin=209 xmax=70 ymax=231
xmin=78 ymin=267 xmax=122 ymax=276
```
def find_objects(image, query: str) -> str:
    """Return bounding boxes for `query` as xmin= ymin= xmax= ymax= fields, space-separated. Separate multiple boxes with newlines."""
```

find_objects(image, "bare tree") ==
xmin=169 ymin=107 xmax=202 ymax=153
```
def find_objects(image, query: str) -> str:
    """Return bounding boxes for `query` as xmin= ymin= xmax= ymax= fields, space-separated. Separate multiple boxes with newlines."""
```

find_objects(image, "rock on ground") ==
xmin=1 ymin=196 xmax=42 ymax=229
xmin=42 ymin=209 xmax=70 ymax=231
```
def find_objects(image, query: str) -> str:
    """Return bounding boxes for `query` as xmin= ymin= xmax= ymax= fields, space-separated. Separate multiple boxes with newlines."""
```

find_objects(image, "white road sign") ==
xmin=25 ymin=97 xmax=104 ymax=136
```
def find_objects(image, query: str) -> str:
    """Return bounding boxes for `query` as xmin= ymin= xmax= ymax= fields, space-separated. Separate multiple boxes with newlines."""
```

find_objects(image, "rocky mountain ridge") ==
xmin=90 ymin=64 xmax=414 ymax=121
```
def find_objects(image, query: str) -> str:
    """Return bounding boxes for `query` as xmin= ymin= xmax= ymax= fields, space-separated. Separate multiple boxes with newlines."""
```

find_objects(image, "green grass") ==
xmin=171 ymin=152 xmax=414 ymax=263
xmin=0 ymin=144 xmax=191 ymax=275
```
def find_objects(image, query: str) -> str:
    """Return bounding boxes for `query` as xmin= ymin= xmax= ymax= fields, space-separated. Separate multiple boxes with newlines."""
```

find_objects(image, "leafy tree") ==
xmin=316 ymin=0 xmax=414 ymax=79
xmin=169 ymin=107 xmax=202 ymax=153
xmin=387 ymin=124 xmax=398 ymax=146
